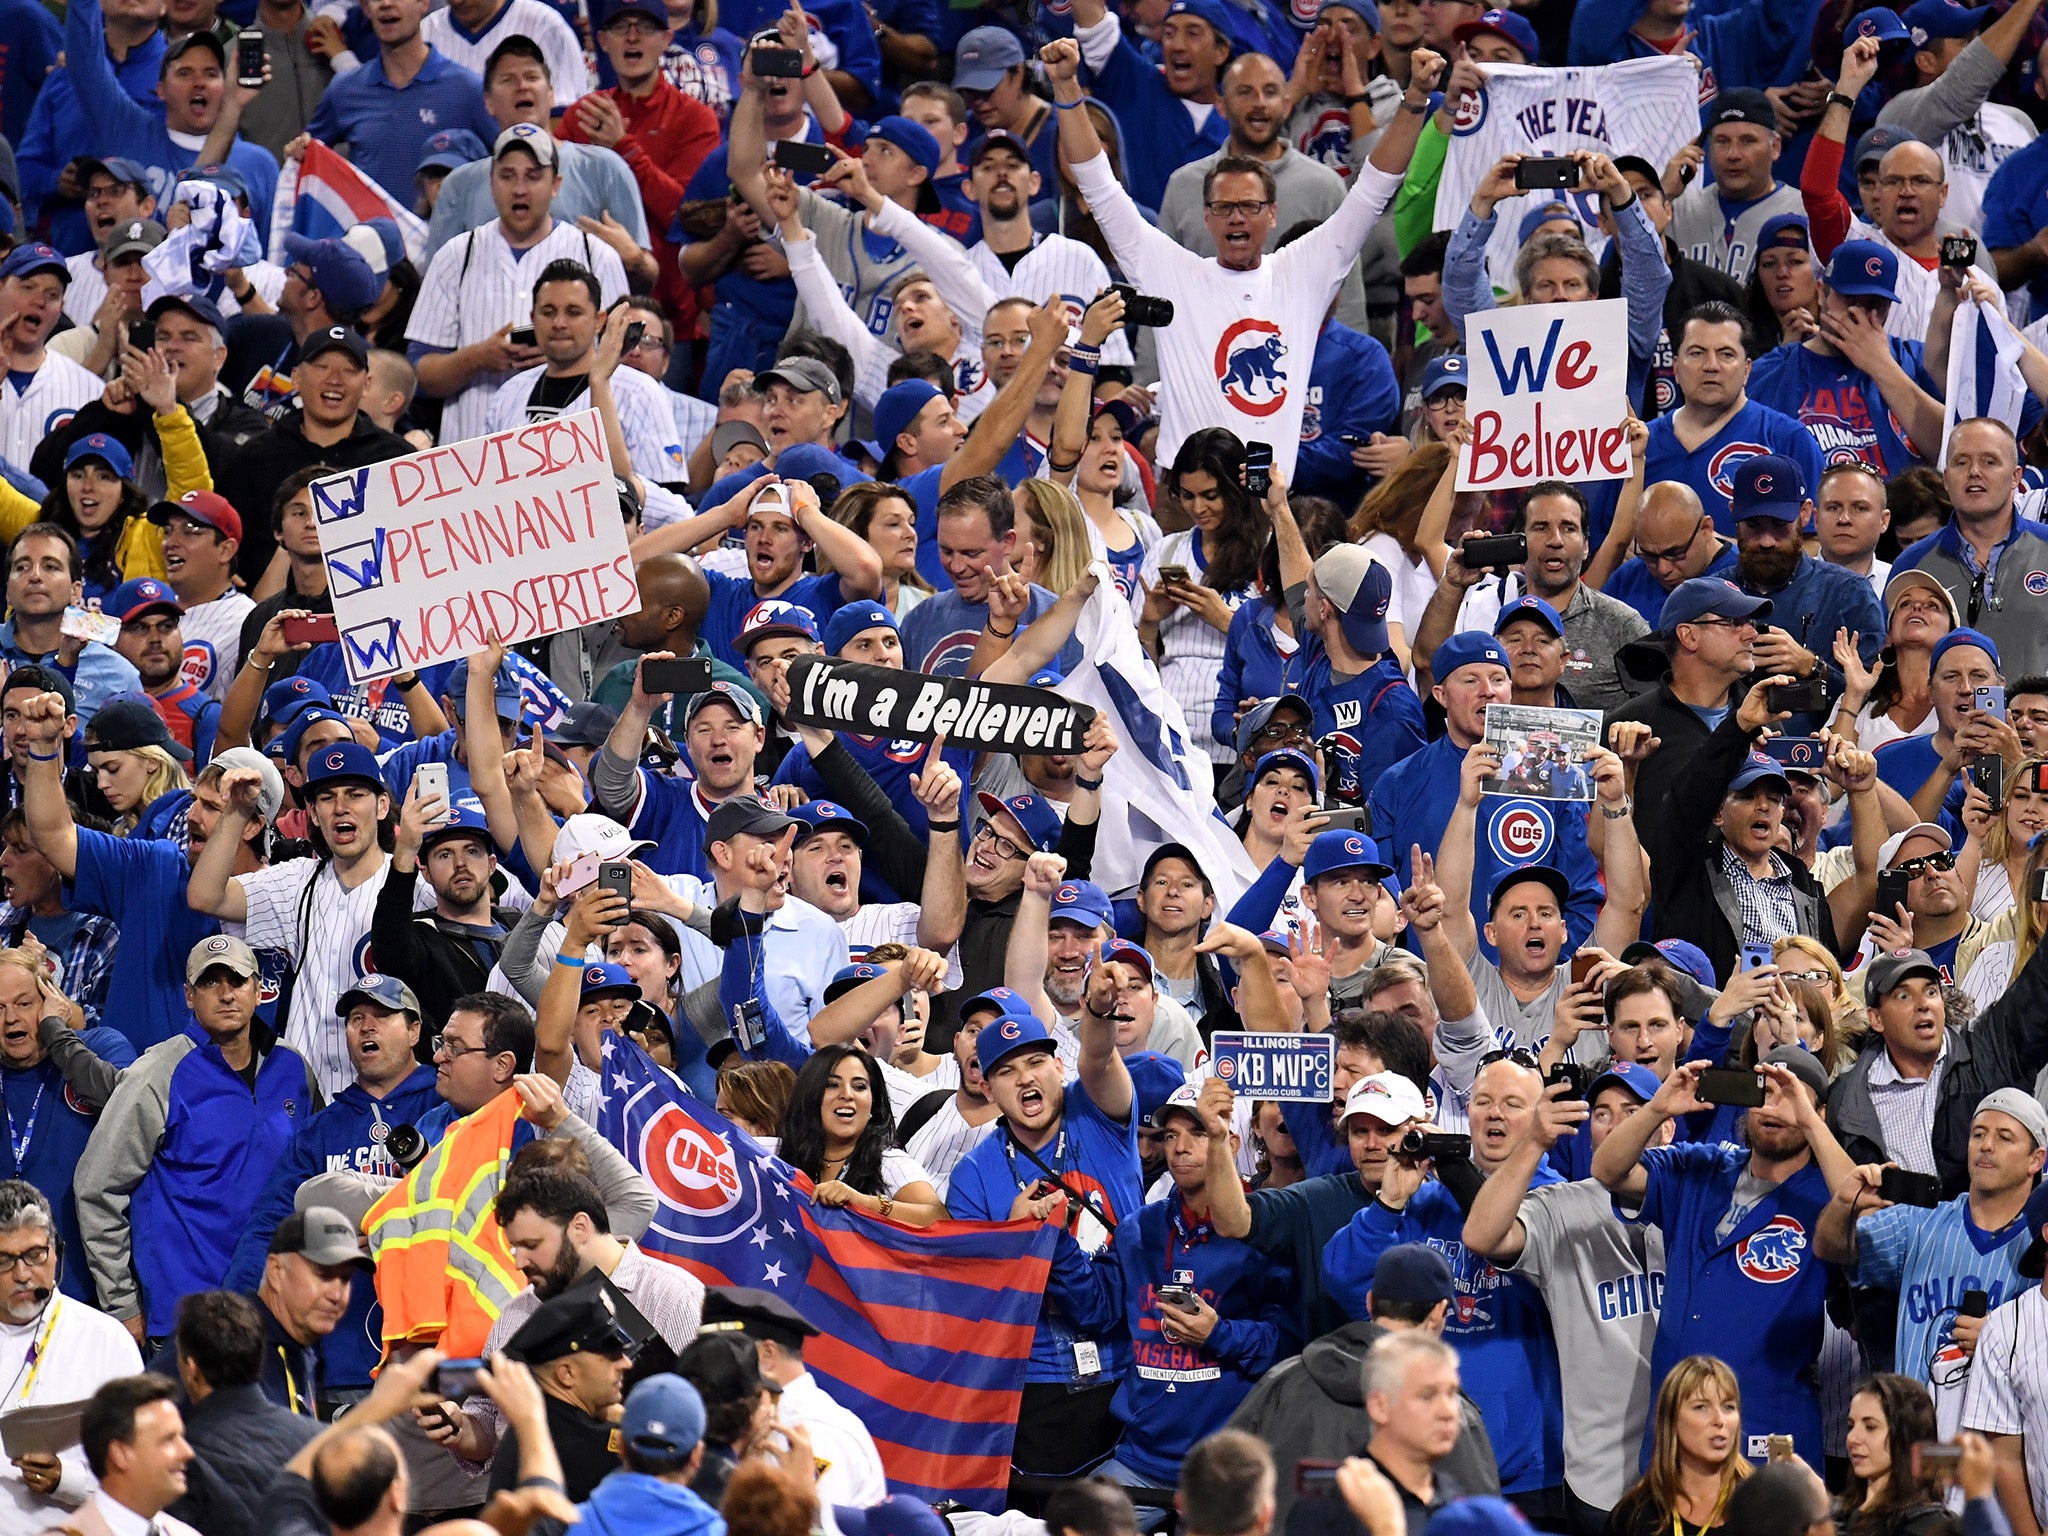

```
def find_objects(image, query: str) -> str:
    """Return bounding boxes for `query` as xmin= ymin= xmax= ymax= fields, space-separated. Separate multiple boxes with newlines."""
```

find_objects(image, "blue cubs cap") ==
xmin=1431 ymin=631 xmax=1508 ymax=683
xmin=1128 ymin=1050 xmax=1188 ymax=1127
xmin=418 ymin=128 xmax=490 ymax=173
xmin=1048 ymin=878 xmax=1113 ymax=930
xmin=1258 ymin=929 xmax=1294 ymax=955
xmin=1828 ymin=239 xmax=1899 ymax=301
xmin=1374 ymin=1242 xmax=1455 ymax=1304
xmin=303 ymin=740 xmax=384 ymax=793
xmin=1101 ymin=937 xmax=1154 ymax=981
xmin=1494 ymin=595 xmax=1563 ymax=638
xmin=1453 ymin=6 xmax=1538 ymax=55
xmin=1517 ymin=200 xmax=1581 ymax=245
xmin=1317 ymin=0 xmax=1382 ymax=24
xmin=443 ymin=657 xmax=524 ymax=721
xmin=578 ymin=961 xmax=640 ymax=1002
xmin=960 ymin=985 xmax=1031 ymax=1023
xmin=147 ymin=290 xmax=227 ymax=334
xmin=1847 ymin=5 xmax=1912 ymax=43
xmin=1854 ymin=123 xmax=1920 ymax=170
xmin=1903 ymin=0 xmax=1984 ymax=42
xmin=281 ymin=234 xmax=382 ymax=316
xmin=65 ymin=433 xmax=133 ymax=482
xmin=420 ymin=802 xmax=492 ymax=852
xmin=1164 ymin=0 xmax=1238 ymax=47
xmin=1420 ymin=353 xmax=1468 ymax=400
xmin=1425 ymin=1497 xmax=1534 ymax=1536
xmin=952 ymin=25 xmax=1026 ymax=90
xmin=824 ymin=961 xmax=892 ymax=1002
xmin=1303 ymin=829 xmax=1394 ymax=884
xmin=975 ymin=791 xmax=1062 ymax=853
xmin=1756 ymin=213 xmax=1811 ymax=253
xmin=1029 ymin=667 xmax=1065 ymax=688
xmin=1659 ymin=576 xmax=1772 ymax=631
xmin=1314 ymin=545 xmax=1393 ymax=655
xmin=1731 ymin=454 xmax=1806 ymax=522
xmin=176 ymin=161 xmax=249 ymax=201
xmin=684 ymin=680 xmax=764 ymax=726
xmin=790 ymin=799 xmax=868 ymax=847
xmin=1487 ymin=863 xmax=1570 ymax=915
xmin=335 ymin=972 xmax=423 ymax=1019
xmin=873 ymin=379 xmax=945 ymax=457
xmin=1250 ymin=747 xmax=1321 ymax=795
xmin=868 ymin=116 xmax=942 ymax=177
xmin=1728 ymin=749 xmax=1792 ymax=794
xmin=260 ymin=676 xmax=332 ymax=735
xmin=1620 ymin=937 xmax=1718 ymax=988
xmin=593 ymin=0 xmax=670 ymax=27
xmin=822 ymin=601 xmax=900 ymax=656
xmin=739 ymin=599 xmax=820 ymax=652
xmin=108 ymin=576 xmax=180 ymax=624
xmin=976 ymin=1011 xmax=1058 ymax=1075
xmin=0 ymin=244 xmax=67 ymax=285
xmin=1585 ymin=1059 xmax=1661 ymax=1105
xmin=837 ymin=1499 xmax=952 ymax=1536
xmin=279 ymin=706 xmax=351 ymax=768
xmin=1931 ymin=626 xmax=2002 ymax=673
xmin=622 ymin=1374 xmax=706 ymax=1462
xmin=78 ymin=156 xmax=151 ymax=192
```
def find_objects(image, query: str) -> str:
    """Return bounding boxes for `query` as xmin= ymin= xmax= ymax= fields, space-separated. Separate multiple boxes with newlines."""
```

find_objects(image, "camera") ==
xmin=772 ymin=139 xmax=835 ymax=175
xmin=1109 ymin=283 xmax=1175 ymax=328
xmin=384 ymin=1123 xmax=428 ymax=1172
xmin=1398 ymin=1130 xmax=1471 ymax=1159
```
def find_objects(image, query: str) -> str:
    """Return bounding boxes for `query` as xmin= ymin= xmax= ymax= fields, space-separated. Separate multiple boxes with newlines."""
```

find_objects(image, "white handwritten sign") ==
xmin=1457 ymin=299 xmax=1631 ymax=493
xmin=309 ymin=410 xmax=639 ymax=684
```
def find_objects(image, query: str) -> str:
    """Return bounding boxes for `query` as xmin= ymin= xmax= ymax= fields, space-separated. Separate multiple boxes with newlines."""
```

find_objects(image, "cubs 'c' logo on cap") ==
xmin=1867 ymin=254 xmax=1886 ymax=277
xmin=204 ymin=936 xmax=230 ymax=955
xmin=999 ymin=1019 xmax=1022 ymax=1041
xmin=1752 ymin=471 xmax=1773 ymax=495
xmin=1856 ymin=15 xmax=1876 ymax=32
xmin=1057 ymin=883 xmax=1081 ymax=903
xmin=1361 ymin=1079 xmax=1390 ymax=1098
xmin=325 ymin=748 xmax=348 ymax=771
xmin=817 ymin=804 xmax=839 ymax=818
xmin=1343 ymin=835 xmax=1366 ymax=856
xmin=586 ymin=965 xmax=607 ymax=985
xmin=1891 ymin=946 xmax=1914 ymax=958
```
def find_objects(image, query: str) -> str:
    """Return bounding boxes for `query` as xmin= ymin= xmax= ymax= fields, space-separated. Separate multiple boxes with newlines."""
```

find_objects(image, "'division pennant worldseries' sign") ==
xmin=1457 ymin=298 xmax=1632 ymax=492
xmin=785 ymin=656 xmax=1095 ymax=753
xmin=310 ymin=409 xmax=641 ymax=684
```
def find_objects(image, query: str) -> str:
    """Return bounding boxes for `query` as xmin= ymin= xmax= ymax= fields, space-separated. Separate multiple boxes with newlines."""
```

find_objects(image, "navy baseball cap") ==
xmin=822 ymin=601 xmax=899 ymax=656
xmin=1704 ymin=88 xmax=1775 ymax=131
xmin=0 ymin=244 xmax=66 ymax=285
xmin=1930 ymin=625 xmax=2001 ymax=672
xmin=1494 ymin=595 xmax=1564 ymax=638
xmin=336 ymin=973 xmax=423 ymax=1019
xmin=1728 ymin=749 xmax=1791 ymax=794
xmin=1854 ymin=123 xmax=1920 ymax=170
xmin=1585 ymin=1059 xmax=1661 ymax=1105
xmin=578 ymin=961 xmax=641 ymax=1003
xmin=281 ymin=235 xmax=382 ymax=316
xmin=1303 ymin=829 xmax=1394 ymax=884
xmin=968 ymin=129 xmax=1032 ymax=168
xmin=66 ymin=433 xmax=134 ymax=482
xmin=952 ymin=25 xmax=1025 ymax=90
xmin=1731 ymin=455 xmax=1805 ymax=522
xmin=593 ymin=0 xmax=669 ymax=27
xmin=1846 ymin=5 xmax=1912 ymax=43
xmin=1316 ymin=0 xmax=1382 ymax=25
xmin=1233 ymin=694 xmax=1312 ymax=755
xmin=1756 ymin=213 xmax=1811 ymax=253
xmin=1828 ymin=239 xmax=1900 ymax=301
xmin=824 ymin=961 xmax=892 ymax=1003
xmin=418 ymin=128 xmax=490 ymax=173
xmin=1373 ymin=1243 xmax=1455 ymax=1305
xmin=873 ymin=379 xmax=945 ymax=456
xmin=300 ymin=324 xmax=371 ymax=368
xmin=1101 ymin=938 xmax=1154 ymax=981
xmin=78 ymin=156 xmax=151 ymax=191
xmin=420 ymin=802 xmax=492 ymax=852
xmin=1431 ymin=631 xmax=1508 ymax=683
xmin=1487 ymin=863 xmax=1570 ymax=915
xmin=739 ymin=599 xmax=821 ymax=652
xmin=1250 ymin=747 xmax=1320 ymax=795
xmin=1658 ymin=577 xmax=1772 ymax=632
xmin=108 ymin=577 xmax=181 ymax=623
xmin=259 ymin=676 xmax=332 ymax=735
xmin=84 ymin=696 xmax=190 ymax=762
xmin=1453 ymin=6 xmax=1538 ymax=55
xmin=303 ymin=740 xmax=384 ymax=793
xmin=1420 ymin=354 xmax=1468 ymax=400
xmin=147 ymin=290 xmax=227 ymax=335
xmin=1903 ymin=0 xmax=1984 ymax=41
xmin=1164 ymin=0 xmax=1237 ymax=48
xmin=976 ymin=1011 xmax=1059 ymax=1076
xmin=443 ymin=658 xmax=524 ymax=722
xmin=867 ymin=116 xmax=942 ymax=178
xmin=975 ymin=791 xmax=1062 ymax=852
xmin=790 ymin=800 xmax=868 ymax=847
xmin=1620 ymin=937 xmax=1718 ymax=988
xmin=960 ymin=985 xmax=1032 ymax=1023
xmin=553 ymin=700 xmax=619 ymax=749
xmin=1048 ymin=878 xmax=1114 ymax=929
xmin=622 ymin=1374 xmax=706 ymax=1463
xmin=1517 ymin=201 xmax=1582 ymax=245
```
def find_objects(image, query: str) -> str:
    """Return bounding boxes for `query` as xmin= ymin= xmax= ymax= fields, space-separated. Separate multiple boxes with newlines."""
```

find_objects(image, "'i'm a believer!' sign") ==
xmin=1457 ymin=298 xmax=1632 ymax=493
xmin=309 ymin=410 xmax=640 ymax=683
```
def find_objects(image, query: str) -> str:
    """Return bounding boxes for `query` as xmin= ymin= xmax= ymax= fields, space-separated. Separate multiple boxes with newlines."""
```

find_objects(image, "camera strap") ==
xmin=1002 ymin=1122 xmax=1118 ymax=1235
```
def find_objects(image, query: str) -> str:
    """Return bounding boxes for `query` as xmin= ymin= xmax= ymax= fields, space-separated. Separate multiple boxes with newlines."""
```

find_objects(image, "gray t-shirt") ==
xmin=1466 ymin=954 xmax=1612 ymax=1067
xmin=1511 ymin=1180 xmax=1667 ymax=1510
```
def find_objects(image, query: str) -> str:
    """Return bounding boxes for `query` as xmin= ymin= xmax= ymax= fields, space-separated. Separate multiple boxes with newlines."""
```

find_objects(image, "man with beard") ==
xmin=1324 ymin=1054 xmax=1567 ymax=1521
xmin=429 ymin=1168 xmax=702 ymax=1469
xmin=1593 ymin=1049 xmax=1858 ymax=1469
xmin=371 ymin=793 xmax=516 ymax=1032
xmin=109 ymin=578 xmax=223 ymax=767
xmin=898 ymin=991 xmax=1010 ymax=1195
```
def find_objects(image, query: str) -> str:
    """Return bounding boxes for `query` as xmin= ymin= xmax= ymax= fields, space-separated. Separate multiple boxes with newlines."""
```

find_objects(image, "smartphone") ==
xmin=1763 ymin=736 xmax=1827 ymax=772
xmin=1767 ymin=1435 xmax=1796 ymax=1464
xmin=1742 ymin=943 xmax=1775 ymax=973
xmin=1295 ymin=1460 xmax=1342 ymax=1497
xmin=598 ymin=860 xmax=632 ymax=905
xmin=1962 ymin=1290 xmax=1990 ymax=1319
xmin=1914 ymin=1443 xmax=1964 ymax=1478
xmin=752 ymin=44 xmax=806 ymax=76
xmin=772 ymin=139 xmax=836 ymax=176
xmin=1971 ymin=753 xmax=2006 ymax=813
xmin=557 ymin=850 xmax=602 ymax=898
xmin=1879 ymin=1166 xmax=1944 ymax=1208
xmin=1977 ymin=685 xmax=2007 ymax=720
xmin=1570 ymin=951 xmax=1600 ymax=985
xmin=1877 ymin=868 xmax=1913 ymax=916
xmin=1767 ymin=678 xmax=1830 ymax=714
xmin=1461 ymin=533 xmax=1528 ymax=569
xmin=1320 ymin=805 xmax=1371 ymax=835
xmin=508 ymin=325 xmax=537 ymax=348
xmin=236 ymin=33 xmax=265 ymax=87
xmin=1157 ymin=564 xmax=1191 ymax=586
xmin=412 ymin=762 xmax=450 ymax=823
xmin=1941 ymin=234 xmax=1978 ymax=269
xmin=1545 ymin=1061 xmax=1587 ymax=1095
xmin=622 ymin=320 xmax=646 ymax=353
xmin=1698 ymin=1067 xmax=1766 ymax=1109
xmin=1242 ymin=441 xmax=1274 ymax=498
xmin=1514 ymin=157 xmax=1581 ymax=190
xmin=126 ymin=317 xmax=156 ymax=354
xmin=641 ymin=656 xmax=714 ymax=696
xmin=59 ymin=606 xmax=121 ymax=646
xmin=433 ymin=1357 xmax=485 ymax=1401
xmin=281 ymin=614 xmax=340 ymax=646
xmin=1157 ymin=1285 xmax=1197 ymax=1310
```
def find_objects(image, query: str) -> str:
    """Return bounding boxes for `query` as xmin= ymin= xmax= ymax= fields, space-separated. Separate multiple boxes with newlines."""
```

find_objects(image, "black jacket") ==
xmin=28 ymin=390 xmax=270 ymax=495
xmin=1601 ymin=236 xmax=1745 ymax=419
xmin=1603 ymin=672 xmax=1740 ymax=831
xmin=163 ymin=1383 xmax=320 ymax=1536
xmin=216 ymin=410 xmax=411 ymax=583
xmin=370 ymin=862 xmax=515 ymax=1032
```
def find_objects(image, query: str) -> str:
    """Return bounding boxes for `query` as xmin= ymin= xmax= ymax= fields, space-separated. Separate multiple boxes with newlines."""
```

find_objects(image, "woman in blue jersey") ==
xmin=1605 ymin=1356 xmax=1752 ymax=1536
xmin=657 ymin=0 xmax=746 ymax=122
xmin=775 ymin=1043 xmax=947 ymax=1225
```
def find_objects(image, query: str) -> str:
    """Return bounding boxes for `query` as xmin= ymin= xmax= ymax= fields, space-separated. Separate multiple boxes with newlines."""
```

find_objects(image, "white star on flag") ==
xmin=780 ymin=1220 xmax=796 ymax=1237
xmin=763 ymin=1261 xmax=786 ymax=1286
xmin=749 ymin=1226 xmax=772 ymax=1248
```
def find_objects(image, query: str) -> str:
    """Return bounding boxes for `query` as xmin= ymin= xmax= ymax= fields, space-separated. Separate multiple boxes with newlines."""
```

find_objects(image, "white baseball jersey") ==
xmin=234 ymin=853 xmax=392 ymax=1097
xmin=1072 ymin=151 xmax=1400 ymax=481
xmin=487 ymin=361 xmax=691 ymax=488
xmin=1881 ymin=229 xmax=2005 ymax=343
xmin=1962 ymin=1285 xmax=2048 ymax=1523
xmin=1666 ymin=182 xmax=1804 ymax=284
xmin=180 ymin=589 xmax=255 ymax=700
xmin=785 ymin=233 xmax=987 ymax=414
xmin=1937 ymin=105 xmax=2037 ymax=236
xmin=421 ymin=0 xmax=589 ymax=106
xmin=903 ymin=1092 xmax=996 ymax=1199
xmin=407 ymin=219 xmax=629 ymax=446
xmin=64 ymin=252 xmax=106 ymax=328
xmin=0 ymin=353 xmax=103 ymax=472
xmin=840 ymin=901 xmax=964 ymax=990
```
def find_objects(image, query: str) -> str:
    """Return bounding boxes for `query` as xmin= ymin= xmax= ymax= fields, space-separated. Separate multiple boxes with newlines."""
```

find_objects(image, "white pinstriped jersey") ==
xmin=70 ymin=254 xmax=288 ymax=325
xmin=1071 ymin=151 xmax=1401 ymax=481
xmin=1962 ymin=1285 xmax=2048 ymax=1519
xmin=1141 ymin=528 xmax=1242 ymax=764
xmin=234 ymin=854 xmax=391 ymax=1098
xmin=487 ymin=360 xmax=692 ymax=489
xmin=406 ymin=219 xmax=629 ymax=446
xmin=785 ymin=234 xmax=992 ymax=415
xmin=180 ymin=589 xmax=255 ymax=701
xmin=903 ymin=1092 xmax=997 ymax=1198
xmin=421 ymin=0 xmax=590 ymax=106
xmin=0 ymin=353 xmax=102 ymax=472
xmin=839 ymin=900 xmax=965 ymax=990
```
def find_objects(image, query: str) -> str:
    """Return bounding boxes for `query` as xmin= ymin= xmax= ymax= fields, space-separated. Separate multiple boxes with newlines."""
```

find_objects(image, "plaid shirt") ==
xmin=0 ymin=904 xmax=119 ymax=1031
xmin=1719 ymin=842 xmax=1800 ymax=949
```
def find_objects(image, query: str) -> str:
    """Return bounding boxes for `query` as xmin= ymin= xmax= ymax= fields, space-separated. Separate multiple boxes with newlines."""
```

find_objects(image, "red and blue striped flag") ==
xmin=597 ymin=1036 xmax=1055 ymax=1511
xmin=266 ymin=141 xmax=428 ymax=266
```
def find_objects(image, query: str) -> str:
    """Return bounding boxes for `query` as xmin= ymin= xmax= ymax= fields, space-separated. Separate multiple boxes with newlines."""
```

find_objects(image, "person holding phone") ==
xmin=1876 ymin=629 xmax=2021 ymax=834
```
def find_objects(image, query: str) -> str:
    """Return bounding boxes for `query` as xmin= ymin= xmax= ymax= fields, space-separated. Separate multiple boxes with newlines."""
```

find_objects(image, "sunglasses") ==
xmin=1479 ymin=1047 xmax=1539 ymax=1070
xmin=1894 ymin=852 xmax=1956 ymax=879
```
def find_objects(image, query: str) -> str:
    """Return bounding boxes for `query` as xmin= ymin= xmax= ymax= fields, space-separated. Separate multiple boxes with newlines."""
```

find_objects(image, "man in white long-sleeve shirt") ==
xmin=1038 ymin=36 xmax=1443 ymax=479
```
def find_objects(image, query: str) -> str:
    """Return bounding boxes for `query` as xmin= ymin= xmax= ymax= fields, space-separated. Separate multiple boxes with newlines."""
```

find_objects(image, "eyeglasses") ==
xmin=606 ymin=14 xmax=664 ymax=33
xmin=1479 ymin=1047 xmax=1539 ymax=1070
xmin=432 ymin=1033 xmax=485 ymax=1061
xmin=0 ymin=1245 xmax=51 ymax=1273
xmin=1679 ymin=617 xmax=1755 ymax=631
xmin=628 ymin=334 xmax=666 ymax=354
xmin=1879 ymin=173 xmax=1942 ymax=191
xmin=1633 ymin=515 xmax=1708 ymax=568
xmin=1778 ymin=968 xmax=1830 ymax=984
xmin=1895 ymin=852 xmax=1956 ymax=878
xmin=1205 ymin=199 xmax=1271 ymax=218
xmin=1253 ymin=721 xmax=1312 ymax=745
xmin=972 ymin=824 xmax=1027 ymax=861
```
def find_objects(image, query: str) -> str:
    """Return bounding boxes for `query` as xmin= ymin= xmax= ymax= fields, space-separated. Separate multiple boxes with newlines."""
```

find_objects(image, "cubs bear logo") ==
xmin=1215 ymin=320 xmax=1289 ymax=416
xmin=1707 ymin=442 xmax=1772 ymax=500
xmin=2026 ymin=571 xmax=2048 ymax=596
xmin=1736 ymin=1215 xmax=1809 ymax=1283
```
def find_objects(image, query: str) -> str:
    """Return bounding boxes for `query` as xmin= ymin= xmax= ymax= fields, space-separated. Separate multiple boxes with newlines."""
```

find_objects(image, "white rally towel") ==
xmin=1948 ymin=295 xmax=2029 ymax=462
xmin=141 ymin=181 xmax=261 ymax=309
xmin=1434 ymin=56 xmax=1700 ymax=294
xmin=1057 ymin=565 xmax=1260 ymax=908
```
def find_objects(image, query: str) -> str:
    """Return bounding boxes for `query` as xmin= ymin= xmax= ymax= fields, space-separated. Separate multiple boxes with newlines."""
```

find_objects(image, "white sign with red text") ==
xmin=1457 ymin=299 xmax=1631 ymax=494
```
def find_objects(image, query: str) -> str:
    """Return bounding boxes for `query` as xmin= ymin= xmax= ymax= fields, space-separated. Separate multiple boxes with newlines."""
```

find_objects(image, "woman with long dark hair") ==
xmin=1605 ymin=1355 xmax=1749 ymax=1536
xmin=603 ymin=909 xmax=715 ymax=1098
xmin=1839 ymin=1375 xmax=1954 ymax=1536
xmin=775 ymin=1043 xmax=946 ymax=1226
xmin=1745 ymin=217 xmax=1821 ymax=355
xmin=1143 ymin=427 xmax=1268 ymax=766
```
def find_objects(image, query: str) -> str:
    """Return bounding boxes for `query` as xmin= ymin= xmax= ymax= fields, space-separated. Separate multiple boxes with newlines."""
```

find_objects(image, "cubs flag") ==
xmin=1434 ymin=57 xmax=1698 ymax=290
xmin=598 ymin=1037 xmax=1058 ymax=1510
xmin=268 ymin=141 xmax=429 ymax=267
xmin=1943 ymin=296 xmax=2027 ymax=463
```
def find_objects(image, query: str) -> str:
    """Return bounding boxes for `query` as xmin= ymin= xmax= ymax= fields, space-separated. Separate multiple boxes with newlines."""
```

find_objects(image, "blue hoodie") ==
xmin=2 ymin=1028 xmax=140 ymax=1307
xmin=15 ymin=24 xmax=163 ymax=256
xmin=1566 ymin=0 xmax=1820 ymax=92
xmin=579 ymin=1470 xmax=728 ymax=1536
xmin=222 ymin=1065 xmax=443 ymax=1390
xmin=1293 ymin=322 xmax=1402 ymax=505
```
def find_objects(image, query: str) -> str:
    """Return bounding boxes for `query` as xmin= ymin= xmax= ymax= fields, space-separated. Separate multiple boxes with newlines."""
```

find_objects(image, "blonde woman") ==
xmin=1772 ymin=935 xmax=1863 ymax=1052
xmin=1957 ymin=759 xmax=2048 ymax=922
xmin=1957 ymin=832 xmax=2048 ymax=1010
xmin=1604 ymin=1356 xmax=1750 ymax=1536
xmin=1348 ymin=443 xmax=1452 ymax=657
xmin=1014 ymin=479 xmax=1097 ymax=599
xmin=83 ymin=701 xmax=192 ymax=836
xmin=833 ymin=483 xmax=932 ymax=619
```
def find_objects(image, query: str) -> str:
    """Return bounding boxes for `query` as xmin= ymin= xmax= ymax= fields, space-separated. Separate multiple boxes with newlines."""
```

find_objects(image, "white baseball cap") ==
xmin=1340 ymin=1071 xmax=1428 ymax=1127
xmin=551 ymin=813 xmax=656 ymax=864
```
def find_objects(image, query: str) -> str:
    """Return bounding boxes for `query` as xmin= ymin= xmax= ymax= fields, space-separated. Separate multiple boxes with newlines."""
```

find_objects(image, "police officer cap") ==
xmin=501 ymin=1286 xmax=635 ymax=1365
xmin=699 ymin=1285 xmax=819 ymax=1351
